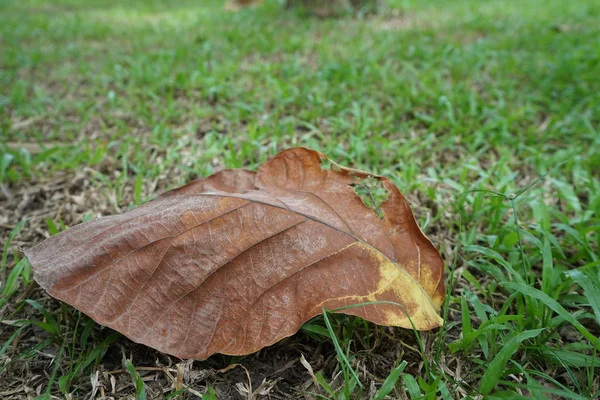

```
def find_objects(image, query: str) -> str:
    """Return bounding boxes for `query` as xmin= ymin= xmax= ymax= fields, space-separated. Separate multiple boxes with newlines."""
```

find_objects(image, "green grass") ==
xmin=1 ymin=0 xmax=599 ymax=398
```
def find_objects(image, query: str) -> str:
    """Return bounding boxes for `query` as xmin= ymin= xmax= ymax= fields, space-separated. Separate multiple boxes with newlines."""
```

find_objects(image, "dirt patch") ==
xmin=375 ymin=15 xmax=417 ymax=31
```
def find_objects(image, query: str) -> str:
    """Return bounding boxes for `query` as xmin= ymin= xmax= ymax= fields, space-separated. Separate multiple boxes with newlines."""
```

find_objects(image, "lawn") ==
xmin=1 ymin=0 xmax=599 ymax=398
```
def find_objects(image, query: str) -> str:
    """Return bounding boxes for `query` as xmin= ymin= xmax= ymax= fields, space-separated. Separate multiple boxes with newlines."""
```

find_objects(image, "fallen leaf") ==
xmin=25 ymin=148 xmax=445 ymax=359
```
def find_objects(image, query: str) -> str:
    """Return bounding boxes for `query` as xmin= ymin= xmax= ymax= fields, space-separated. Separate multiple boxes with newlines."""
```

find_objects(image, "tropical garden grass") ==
xmin=1 ymin=0 xmax=599 ymax=398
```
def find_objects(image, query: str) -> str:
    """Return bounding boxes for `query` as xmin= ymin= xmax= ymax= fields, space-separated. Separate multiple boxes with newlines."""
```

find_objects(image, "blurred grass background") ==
xmin=1 ymin=0 xmax=599 ymax=398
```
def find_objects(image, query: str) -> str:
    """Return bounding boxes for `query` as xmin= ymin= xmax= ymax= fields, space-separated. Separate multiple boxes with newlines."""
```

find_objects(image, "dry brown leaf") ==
xmin=25 ymin=148 xmax=445 ymax=359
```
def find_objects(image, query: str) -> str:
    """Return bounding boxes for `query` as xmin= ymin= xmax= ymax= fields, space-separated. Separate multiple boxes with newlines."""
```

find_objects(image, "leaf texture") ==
xmin=25 ymin=148 xmax=445 ymax=359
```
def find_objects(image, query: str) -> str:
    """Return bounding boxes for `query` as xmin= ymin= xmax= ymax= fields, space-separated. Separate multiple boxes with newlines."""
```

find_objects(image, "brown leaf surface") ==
xmin=25 ymin=148 xmax=445 ymax=359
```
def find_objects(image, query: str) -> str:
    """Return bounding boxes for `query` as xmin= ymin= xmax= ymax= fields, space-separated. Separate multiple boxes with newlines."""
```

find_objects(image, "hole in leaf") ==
xmin=351 ymin=176 xmax=389 ymax=219
xmin=320 ymin=157 xmax=332 ymax=170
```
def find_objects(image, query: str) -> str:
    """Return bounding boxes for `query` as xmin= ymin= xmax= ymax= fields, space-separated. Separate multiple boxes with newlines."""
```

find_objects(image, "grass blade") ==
xmin=373 ymin=360 xmax=407 ymax=400
xmin=125 ymin=360 xmax=147 ymax=400
xmin=565 ymin=263 xmax=600 ymax=325
xmin=403 ymin=374 xmax=421 ymax=399
xmin=480 ymin=328 xmax=544 ymax=394
xmin=0 ymin=258 xmax=28 ymax=308
xmin=1 ymin=219 xmax=26 ymax=281
xmin=322 ymin=308 xmax=363 ymax=391
xmin=502 ymin=282 xmax=600 ymax=349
